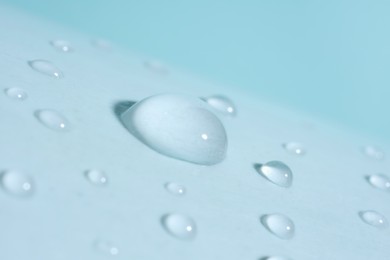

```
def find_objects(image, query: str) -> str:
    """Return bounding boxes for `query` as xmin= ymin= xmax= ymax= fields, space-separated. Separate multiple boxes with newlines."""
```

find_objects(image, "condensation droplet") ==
xmin=359 ymin=211 xmax=388 ymax=229
xmin=282 ymin=142 xmax=306 ymax=156
xmin=161 ymin=213 xmax=196 ymax=240
xmin=35 ymin=109 xmax=70 ymax=132
xmin=28 ymin=60 xmax=63 ymax=79
xmin=93 ymin=239 xmax=119 ymax=256
xmin=261 ymin=213 xmax=295 ymax=239
xmin=50 ymin=40 xmax=73 ymax=52
xmin=203 ymin=95 xmax=236 ymax=116
xmin=363 ymin=145 xmax=385 ymax=160
xmin=255 ymin=161 xmax=293 ymax=188
xmin=165 ymin=182 xmax=186 ymax=196
xmin=0 ymin=170 xmax=34 ymax=197
xmin=84 ymin=170 xmax=108 ymax=186
xmin=367 ymin=174 xmax=390 ymax=191
xmin=4 ymin=88 xmax=28 ymax=101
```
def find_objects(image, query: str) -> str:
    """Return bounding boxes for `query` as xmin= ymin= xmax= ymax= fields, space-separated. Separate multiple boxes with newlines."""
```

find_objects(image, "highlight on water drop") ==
xmin=255 ymin=161 xmax=293 ymax=188
xmin=165 ymin=182 xmax=186 ymax=196
xmin=203 ymin=95 xmax=236 ymax=116
xmin=367 ymin=174 xmax=390 ymax=191
xmin=50 ymin=40 xmax=73 ymax=52
xmin=84 ymin=170 xmax=108 ymax=186
xmin=161 ymin=213 xmax=197 ymax=240
xmin=359 ymin=210 xmax=388 ymax=229
xmin=93 ymin=239 xmax=119 ymax=256
xmin=4 ymin=87 xmax=28 ymax=101
xmin=28 ymin=59 xmax=64 ymax=79
xmin=282 ymin=142 xmax=306 ymax=156
xmin=261 ymin=213 xmax=295 ymax=239
xmin=0 ymin=170 xmax=34 ymax=197
xmin=35 ymin=109 xmax=70 ymax=132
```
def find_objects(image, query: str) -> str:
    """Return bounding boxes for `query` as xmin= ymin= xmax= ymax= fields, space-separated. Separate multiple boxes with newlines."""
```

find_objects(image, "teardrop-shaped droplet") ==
xmin=4 ymin=88 xmax=28 ymax=101
xmin=204 ymin=95 xmax=236 ymax=116
xmin=261 ymin=213 xmax=295 ymax=239
xmin=256 ymin=161 xmax=293 ymax=188
xmin=161 ymin=213 xmax=196 ymax=240
xmin=28 ymin=60 xmax=63 ymax=79
xmin=359 ymin=211 xmax=388 ymax=229
xmin=35 ymin=109 xmax=70 ymax=132
xmin=50 ymin=40 xmax=73 ymax=52
xmin=84 ymin=170 xmax=108 ymax=186
xmin=367 ymin=174 xmax=390 ymax=191
xmin=93 ymin=239 xmax=119 ymax=256
xmin=363 ymin=145 xmax=385 ymax=160
xmin=282 ymin=142 xmax=306 ymax=156
xmin=120 ymin=94 xmax=228 ymax=165
xmin=165 ymin=182 xmax=186 ymax=196
xmin=0 ymin=170 xmax=34 ymax=197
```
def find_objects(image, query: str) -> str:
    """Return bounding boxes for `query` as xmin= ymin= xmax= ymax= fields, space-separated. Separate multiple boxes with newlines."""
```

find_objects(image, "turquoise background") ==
xmin=4 ymin=0 xmax=390 ymax=140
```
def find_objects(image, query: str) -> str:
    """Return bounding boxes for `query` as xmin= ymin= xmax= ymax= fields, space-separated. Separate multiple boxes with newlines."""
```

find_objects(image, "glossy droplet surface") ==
xmin=85 ymin=170 xmax=108 ymax=186
xmin=35 ymin=110 xmax=70 ymax=132
xmin=161 ymin=213 xmax=196 ymax=240
xmin=283 ymin=142 xmax=306 ymax=156
xmin=1 ymin=170 xmax=34 ymax=197
xmin=204 ymin=95 xmax=236 ymax=116
xmin=120 ymin=94 xmax=228 ymax=165
xmin=28 ymin=60 xmax=63 ymax=79
xmin=367 ymin=174 xmax=390 ymax=191
xmin=94 ymin=240 xmax=119 ymax=256
xmin=50 ymin=40 xmax=73 ymax=52
xmin=261 ymin=213 xmax=295 ymax=239
xmin=256 ymin=161 xmax=293 ymax=188
xmin=165 ymin=182 xmax=186 ymax=196
xmin=359 ymin=211 xmax=388 ymax=229
xmin=4 ymin=88 xmax=28 ymax=101
xmin=363 ymin=145 xmax=385 ymax=160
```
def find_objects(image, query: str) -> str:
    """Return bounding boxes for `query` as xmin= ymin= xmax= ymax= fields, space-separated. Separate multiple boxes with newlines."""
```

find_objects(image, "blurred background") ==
xmin=3 ymin=0 xmax=390 ymax=141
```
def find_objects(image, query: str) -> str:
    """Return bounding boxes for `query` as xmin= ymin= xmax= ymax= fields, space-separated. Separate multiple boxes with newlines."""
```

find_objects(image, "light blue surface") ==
xmin=3 ymin=0 xmax=390 ymax=140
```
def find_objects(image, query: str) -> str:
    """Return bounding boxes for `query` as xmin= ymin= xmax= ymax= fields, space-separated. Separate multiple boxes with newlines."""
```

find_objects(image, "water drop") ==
xmin=203 ymin=95 xmax=236 ymax=116
xmin=50 ymin=40 xmax=73 ymax=52
xmin=0 ymin=170 xmax=34 ymax=197
xmin=363 ymin=145 xmax=385 ymax=160
xmin=28 ymin=60 xmax=63 ymax=79
xmin=261 ymin=213 xmax=295 ymax=239
xmin=35 ymin=109 xmax=70 ymax=132
xmin=282 ymin=142 xmax=306 ymax=156
xmin=165 ymin=182 xmax=186 ymax=196
xmin=94 ymin=239 xmax=119 ymax=256
xmin=4 ymin=88 xmax=28 ymax=101
xmin=367 ymin=174 xmax=390 ymax=191
xmin=84 ymin=170 xmax=108 ymax=186
xmin=255 ymin=161 xmax=293 ymax=188
xmin=120 ymin=94 xmax=228 ymax=165
xmin=359 ymin=210 xmax=388 ymax=229
xmin=161 ymin=213 xmax=196 ymax=240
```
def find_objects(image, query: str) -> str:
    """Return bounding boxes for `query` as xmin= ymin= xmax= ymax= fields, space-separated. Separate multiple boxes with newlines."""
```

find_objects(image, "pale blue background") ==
xmin=4 ymin=0 xmax=390 ymax=140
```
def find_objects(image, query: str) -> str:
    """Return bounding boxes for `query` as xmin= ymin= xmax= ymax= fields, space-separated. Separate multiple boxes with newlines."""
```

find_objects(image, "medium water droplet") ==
xmin=367 ymin=174 xmax=390 ymax=191
xmin=84 ymin=170 xmax=108 ymax=186
xmin=161 ymin=213 xmax=196 ymax=240
xmin=261 ymin=213 xmax=295 ymax=239
xmin=165 ymin=182 xmax=186 ymax=196
xmin=94 ymin=239 xmax=119 ymax=256
xmin=120 ymin=94 xmax=228 ymax=165
xmin=4 ymin=88 xmax=28 ymax=101
xmin=282 ymin=142 xmax=306 ymax=156
xmin=363 ymin=145 xmax=385 ymax=160
xmin=359 ymin=211 xmax=388 ymax=229
xmin=256 ymin=161 xmax=293 ymax=188
xmin=28 ymin=60 xmax=63 ymax=79
xmin=203 ymin=95 xmax=236 ymax=116
xmin=50 ymin=40 xmax=73 ymax=52
xmin=35 ymin=110 xmax=70 ymax=132
xmin=0 ymin=170 xmax=34 ymax=197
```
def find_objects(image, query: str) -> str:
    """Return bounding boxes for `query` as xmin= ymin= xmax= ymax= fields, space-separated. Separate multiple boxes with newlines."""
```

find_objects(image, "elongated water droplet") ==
xmin=261 ymin=213 xmax=295 ymax=239
xmin=165 ymin=182 xmax=186 ymax=196
xmin=359 ymin=211 xmax=388 ymax=229
xmin=85 ymin=170 xmax=108 ymax=186
xmin=50 ymin=40 xmax=73 ymax=52
xmin=255 ymin=161 xmax=293 ymax=188
xmin=161 ymin=213 xmax=196 ymax=240
xmin=367 ymin=174 xmax=390 ymax=191
xmin=0 ymin=170 xmax=34 ymax=197
xmin=28 ymin=60 xmax=63 ymax=79
xmin=4 ymin=88 xmax=28 ymax=101
xmin=94 ymin=239 xmax=119 ymax=256
xmin=120 ymin=94 xmax=228 ymax=165
xmin=282 ymin=142 xmax=306 ymax=156
xmin=35 ymin=109 xmax=70 ymax=132
xmin=363 ymin=145 xmax=385 ymax=160
xmin=204 ymin=95 xmax=236 ymax=116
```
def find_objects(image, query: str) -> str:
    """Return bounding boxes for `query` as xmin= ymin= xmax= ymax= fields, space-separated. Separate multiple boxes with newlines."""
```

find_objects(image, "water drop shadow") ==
xmin=253 ymin=163 xmax=263 ymax=173
xmin=112 ymin=100 xmax=137 ymax=120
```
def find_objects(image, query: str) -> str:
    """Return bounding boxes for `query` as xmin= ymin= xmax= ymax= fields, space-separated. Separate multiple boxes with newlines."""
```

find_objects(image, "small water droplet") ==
xmin=28 ymin=60 xmax=63 ymax=79
xmin=261 ymin=213 xmax=295 ymax=239
xmin=94 ymin=239 xmax=119 ymax=256
xmin=282 ymin=142 xmax=306 ymax=156
xmin=359 ymin=210 xmax=388 ymax=229
xmin=50 ymin=40 xmax=73 ymax=52
xmin=161 ymin=213 xmax=196 ymax=240
xmin=120 ymin=94 xmax=228 ymax=165
xmin=255 ymin=161 xmax=293 ymax=188
xmin=84 ymin=170 xmax=108 ymax=186
xmin=4 ymin=88 xmax=28 ymax=101
xmin=35 ymin=110 xmax=70 ymax=132
xmin=144 ymin=60 xmax=168 ymax=74
xmin=165 ymin=182 xmax=186 ymax=196
xmin=203 ymin=95 xmax=236 ymax=116
xmin=0 ymin=170 xmax=34 ymax=197
xmin=367 ymin=174 xmax=390 ymax=191
xmin=363 ymin=145 xmax=385 ymax=160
